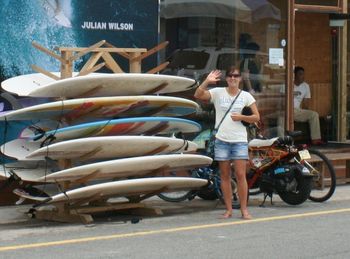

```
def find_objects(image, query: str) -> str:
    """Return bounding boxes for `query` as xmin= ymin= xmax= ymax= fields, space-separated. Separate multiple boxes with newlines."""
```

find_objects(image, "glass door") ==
xmin=289 ymin=0 xmax=347 ymax=142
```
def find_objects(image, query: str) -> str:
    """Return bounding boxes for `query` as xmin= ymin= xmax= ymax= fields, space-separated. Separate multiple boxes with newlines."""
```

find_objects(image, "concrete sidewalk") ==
xmin=0 ymin=185 xmax=349 ymax=226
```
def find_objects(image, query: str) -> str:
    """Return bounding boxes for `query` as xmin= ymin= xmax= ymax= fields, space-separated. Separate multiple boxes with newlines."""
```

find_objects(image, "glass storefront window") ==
xmin=160 ymin=0 xmax=287 ymax=141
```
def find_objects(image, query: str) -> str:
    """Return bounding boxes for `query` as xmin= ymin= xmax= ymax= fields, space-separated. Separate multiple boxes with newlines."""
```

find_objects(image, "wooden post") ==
xmin=147 ymin=62 xmax=170 ymax=74
xmin=102 ymin=52 xmax=124 ymax=73
xmin=31 ymin=65 xmax=60 ymax=80
xmin=79 ymin=52 xmax=104 ymax=75
xmin=129 ymin=52 xmax=142 ymax=73
xmin=60 ymin=51 xmax=73 ymax=79
xmin=131 ymin=41 xmax=169 ymax=62
xmin=286 ymin=0 xmax=295 ymax=132
xmin=338 ymin=0 xmax=347 ymax=141
xmin=58 ymin=159 xmax=72 ymax=169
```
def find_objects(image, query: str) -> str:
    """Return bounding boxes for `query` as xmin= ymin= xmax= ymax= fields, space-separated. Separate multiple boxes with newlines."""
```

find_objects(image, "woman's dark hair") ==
xmin=225 ymin=66 xmax=240 ymax=77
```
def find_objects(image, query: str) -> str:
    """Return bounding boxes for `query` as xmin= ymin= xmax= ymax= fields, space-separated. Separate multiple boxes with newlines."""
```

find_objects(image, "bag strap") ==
xmin=214 ymin=90 xmax=242 ymax=131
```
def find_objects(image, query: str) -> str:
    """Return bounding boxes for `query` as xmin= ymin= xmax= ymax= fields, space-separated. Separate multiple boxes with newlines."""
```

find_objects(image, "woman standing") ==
xmin=194 ymin=66 xmax=260 ymax=219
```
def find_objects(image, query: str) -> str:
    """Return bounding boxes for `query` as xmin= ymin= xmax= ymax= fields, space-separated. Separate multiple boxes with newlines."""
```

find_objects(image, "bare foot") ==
xmin=219 ymin=211 xmax=232 ymax=219
xmin=241 ymin=214 xmax=252 ymax=220
xmin=241 ymin=210 xmax=252 ymax=220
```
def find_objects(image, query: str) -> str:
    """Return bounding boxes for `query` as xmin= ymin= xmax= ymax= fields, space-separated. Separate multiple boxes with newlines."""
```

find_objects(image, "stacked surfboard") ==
xmin=0 ymin=72 xmax=212 ymax=208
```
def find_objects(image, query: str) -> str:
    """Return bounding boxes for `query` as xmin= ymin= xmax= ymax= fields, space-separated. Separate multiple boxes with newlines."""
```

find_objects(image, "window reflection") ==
xmin=160 ymin=0 xmax=287 ymax=140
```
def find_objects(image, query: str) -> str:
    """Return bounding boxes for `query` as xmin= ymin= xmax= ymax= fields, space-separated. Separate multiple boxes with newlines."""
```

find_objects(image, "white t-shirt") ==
xmin=294 ymin=82 xmax=310 ymax=109
xmin=209 ymin=88 xmax=255 ymax=143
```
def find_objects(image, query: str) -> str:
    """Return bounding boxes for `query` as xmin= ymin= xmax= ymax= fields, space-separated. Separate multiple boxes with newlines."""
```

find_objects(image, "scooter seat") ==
xmin=248 ymin=137 xmax=279 ymax=148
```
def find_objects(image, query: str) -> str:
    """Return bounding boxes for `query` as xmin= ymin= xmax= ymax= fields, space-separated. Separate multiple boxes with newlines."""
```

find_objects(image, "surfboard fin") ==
xmin=187 ymin=81 xmax=198 ymax=89
xmin=71 ymin=170 xmax=101 ymax=185
xmin=138 ymin=104 xmax=169 ymax=117
xmin=74 ymin=85 xmax=103 ymax=98
xmin=144 ymin=144 xmax=170 ymax=156
xmin=77 ymin=147 xmax=103 ymax=161
xmin=143 ymin=122 xmax=169 ymax=135
xmin=110 ymin=100 xmax=149 ymax=118
xmin=63 ymin=102 xmax=101 ymax=123
xmin=144 ymin=165 xmax=171 ymax=177
xmin=144 ymin=82 xmax=168 ymax=95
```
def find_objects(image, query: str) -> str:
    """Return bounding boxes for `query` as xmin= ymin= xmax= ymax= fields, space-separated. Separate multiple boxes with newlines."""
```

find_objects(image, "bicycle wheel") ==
xmin=197 ymin=184 xmax=219 ymax=200
xmin=157 ymin=170 xmax=195 ymax=202
xmin=306 ymin=149 xmax=336 ymax=202
xmin=195 ymin=165 xmax=219 ymax=200
xmin=198 ymin=163 xmax=239 ymax=206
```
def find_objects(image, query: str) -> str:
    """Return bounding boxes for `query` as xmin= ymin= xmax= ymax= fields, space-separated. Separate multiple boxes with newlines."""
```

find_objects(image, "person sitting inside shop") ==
xmin=293 ymin=66 xmax=324 ymax=145
xmin=239 ymin=42 xmax=262 ymax=93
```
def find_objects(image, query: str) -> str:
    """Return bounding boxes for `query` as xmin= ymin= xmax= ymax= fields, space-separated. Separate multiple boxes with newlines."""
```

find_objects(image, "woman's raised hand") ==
xmin=205 ymin=70 xmax=222 ymax=84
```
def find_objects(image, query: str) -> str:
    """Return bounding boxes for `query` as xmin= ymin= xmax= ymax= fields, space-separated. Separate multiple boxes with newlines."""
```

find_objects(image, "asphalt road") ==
xmin=0 ymin=186 xmax=350 ymax=259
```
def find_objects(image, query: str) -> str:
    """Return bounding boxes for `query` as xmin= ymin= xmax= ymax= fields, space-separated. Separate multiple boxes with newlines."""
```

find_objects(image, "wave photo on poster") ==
xmin=0 ymin=0 xmax=158 ymax=80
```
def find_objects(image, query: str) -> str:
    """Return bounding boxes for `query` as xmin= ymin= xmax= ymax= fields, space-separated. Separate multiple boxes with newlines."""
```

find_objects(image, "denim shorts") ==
xmin=214 ymin=139 xmax=248 ymax=161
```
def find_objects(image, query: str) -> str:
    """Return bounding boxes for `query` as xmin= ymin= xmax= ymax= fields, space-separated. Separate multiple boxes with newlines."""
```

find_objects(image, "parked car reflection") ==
xmin=162 ymin=47 xmax=286 ymax=137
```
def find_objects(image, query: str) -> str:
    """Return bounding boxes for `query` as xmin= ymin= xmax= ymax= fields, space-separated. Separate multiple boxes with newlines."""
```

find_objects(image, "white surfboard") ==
xmin=2 ymin=136 xmax=198 ymax=161
xmin=0 ymin=96 xmax=199 ymax=122
xmin=0 ymin=161 xmax=56 ymax=182
xmin=13 ymin=177 xmax=209 ymax=204
xmin=35 ymin=154 xmax=213 ymax=183
xmin=2 ymin=73 xmax=196 ymax=98
xmin=25 ymin=117 xmax=201 ymax=142
xmin=1 ymin=73 xmax=58 ymax=97
xmin=0 ymin=167 xmax=53 ymax=182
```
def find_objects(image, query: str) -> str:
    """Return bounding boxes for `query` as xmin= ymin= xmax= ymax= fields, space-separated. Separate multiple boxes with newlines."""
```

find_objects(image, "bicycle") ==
xmin=158 ymin=129 xmax=336 ymax=205
xmin=299 ymin=148 xmax=336 ymax=202
xmin=158 ymin=160 xmax=241 ymax=209
xmin=245 ymin=129 xmax=336 ymax=203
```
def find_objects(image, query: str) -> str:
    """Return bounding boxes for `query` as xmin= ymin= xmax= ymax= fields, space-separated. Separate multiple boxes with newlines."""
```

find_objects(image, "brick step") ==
xmin=306 ymin=150 xmax=350 ymax=185
xmin=334 ymin=165 xmax=345 ymax=178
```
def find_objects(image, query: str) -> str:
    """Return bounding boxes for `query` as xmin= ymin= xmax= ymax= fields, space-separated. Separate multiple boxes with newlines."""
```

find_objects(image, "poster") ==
xmin=0 ymin=0 xmax=159 ymax=160
xmin=0 ymin=0 xmax=159 ymax=82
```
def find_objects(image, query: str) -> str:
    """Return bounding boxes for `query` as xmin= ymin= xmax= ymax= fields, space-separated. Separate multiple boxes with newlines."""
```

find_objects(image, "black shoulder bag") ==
xmin=206 ymin=90 xmax=242 ymax=156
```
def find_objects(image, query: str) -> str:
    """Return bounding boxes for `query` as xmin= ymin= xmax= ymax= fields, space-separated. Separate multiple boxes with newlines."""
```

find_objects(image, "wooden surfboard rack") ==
xmin=15 ymin=40 xmax=178 ymax=223
xmin=27 ymin=161 xmax=171 ymax=224
xmin=31 ymin=40 xmax=170 ymax=79
xmin=31 ymin=196 xmax=164 ymax=224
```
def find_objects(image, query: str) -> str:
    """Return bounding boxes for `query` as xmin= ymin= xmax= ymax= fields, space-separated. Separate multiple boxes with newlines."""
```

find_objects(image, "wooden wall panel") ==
xmin=295 ymin=12 xmax=332 ymax=116
xmin=309 ymin=83 xmax=332 ymax=117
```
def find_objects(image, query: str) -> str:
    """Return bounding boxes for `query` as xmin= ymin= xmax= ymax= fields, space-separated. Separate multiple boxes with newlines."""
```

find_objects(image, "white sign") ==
xmin=269 ymin=48 xmax=284 ymax=66
xmin=81 ymin=21 xmax=134 ymax=31
xmin=281 ymin=39 xmax=286 ymax=47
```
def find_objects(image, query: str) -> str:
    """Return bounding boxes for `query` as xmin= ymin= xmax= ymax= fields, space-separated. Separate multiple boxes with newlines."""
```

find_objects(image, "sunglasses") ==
xmin=227 ymin=73 xmax=241 ymax=78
